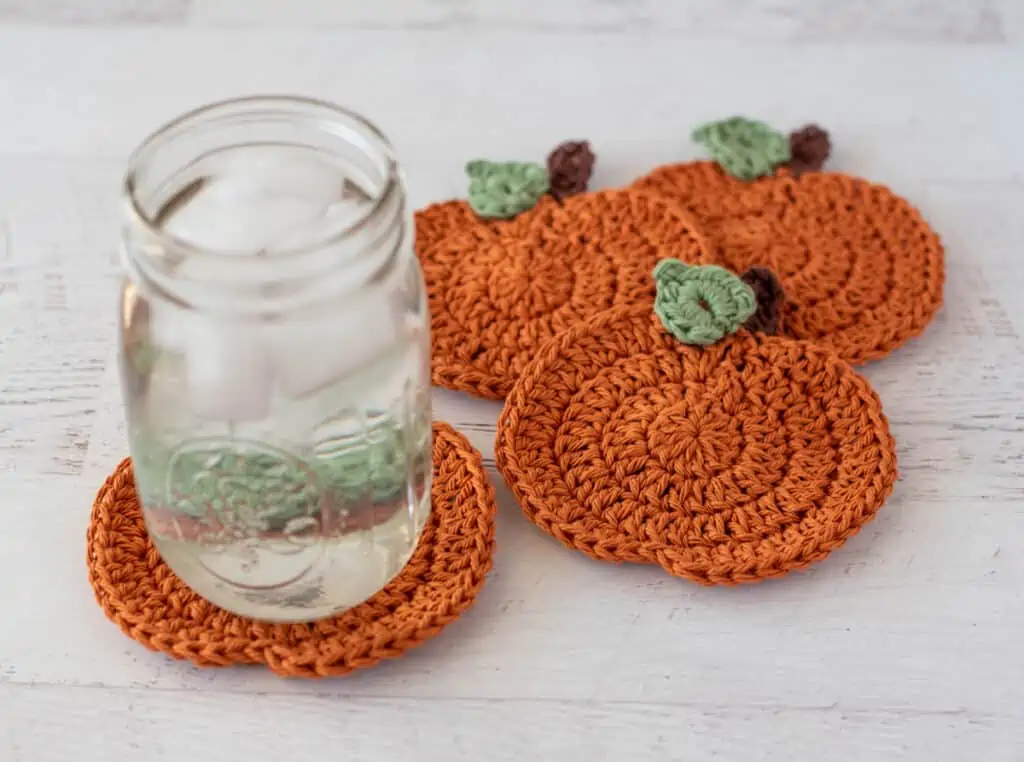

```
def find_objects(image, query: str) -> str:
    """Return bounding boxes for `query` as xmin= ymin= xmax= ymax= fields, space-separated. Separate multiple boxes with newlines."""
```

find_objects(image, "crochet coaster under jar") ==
xmin=496 ymin=304 xmax=898 ymax=584
xmin=631 ymin=161 xmax=945 ymax=364
xmin=415 ymin=189 xmax=717 ymax=400
xmin=86 ymin=422 xmax=496 ymax=678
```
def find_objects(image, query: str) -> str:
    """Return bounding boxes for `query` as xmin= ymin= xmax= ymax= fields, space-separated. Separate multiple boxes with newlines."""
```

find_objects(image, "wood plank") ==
xmin=2 ymin=682 xmax=1017 ymax=762
xmin=0 ymin=31 xmax=1018 ymax=189
xmin=188 ymin=0 xmax=1012 ymax=44
xmin=0 ymin=0 xmax=189 ymax=25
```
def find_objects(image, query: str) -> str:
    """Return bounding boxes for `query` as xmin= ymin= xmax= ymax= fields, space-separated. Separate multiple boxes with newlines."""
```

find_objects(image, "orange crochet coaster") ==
xmin=631 ymin=162 xmax=945 ymax=364
xmin=496 ymin=306 xmax=898 ymax=584
xmin=415 ymin=189 xmax=717 ymax=399
xmin=87 ymin=423 xmax=496 ymax=678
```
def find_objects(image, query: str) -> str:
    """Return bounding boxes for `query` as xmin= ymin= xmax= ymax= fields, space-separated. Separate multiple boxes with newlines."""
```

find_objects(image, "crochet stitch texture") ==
xmin=652 ymin=260 xmax=757 ymax=345
xmin=415 ymin=189 xmax=717 ymax=399
xmin=496 ymin=306 xmax=898 ymax=584
xmin=546 ymin=140 xmax=596 ymax=200
xmin=632 ymin=161 xmax=945 ymax=364
xmin=86 ymin=423 xmax=497 ymax=678
xmin=692 ymin=117 xmax=791 ymax=181
xmin=466 ymin=160 xmax=550 ymax=219
xmin=740 ymin=266 xmax=786 ymax=335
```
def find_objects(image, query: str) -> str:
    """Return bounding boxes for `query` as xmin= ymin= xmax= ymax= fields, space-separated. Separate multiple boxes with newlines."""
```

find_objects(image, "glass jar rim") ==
xmin=122 ymin=94 xmax=400 ymax=262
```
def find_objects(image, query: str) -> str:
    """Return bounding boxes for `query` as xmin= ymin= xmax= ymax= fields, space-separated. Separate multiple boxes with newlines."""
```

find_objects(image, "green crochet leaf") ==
xmin=466 ymin=160 xmax=550 ymax=219
xmin=653 ymin=259 xmax=757 ymax=346
xmin=692 ymin=117 xmax=791 ymax=181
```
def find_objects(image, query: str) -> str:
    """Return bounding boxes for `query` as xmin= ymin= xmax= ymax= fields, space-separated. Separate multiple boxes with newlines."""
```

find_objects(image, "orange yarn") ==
xmin=415 ymin=189 xmax=717 ymax=400
xmin=414 ymin=199 xmax=495 ymax=254
xmin=86 ymin=423 xmax=496 ymax=678
xmin=632 ymin=161 xmax=945 ymax=364
xmin=496 ymin=305 xmax=898 ymax=584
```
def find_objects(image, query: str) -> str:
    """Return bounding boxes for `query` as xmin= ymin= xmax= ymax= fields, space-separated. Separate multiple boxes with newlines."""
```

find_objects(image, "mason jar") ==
xmin=118 ymin=96 xmax=432 ymax=622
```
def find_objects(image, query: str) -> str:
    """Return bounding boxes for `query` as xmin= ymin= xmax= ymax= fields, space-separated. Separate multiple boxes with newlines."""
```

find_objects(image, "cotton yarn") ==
xmin=496 ymin=305 xmax=898 ymax=584
xmin=466 ymin=160 xmax=550 ymax=219
xmin=739 ymin=266 xmax=786 ymax=335
xmin=546 ymin=140 xmax=596 ymax=200
xmin=416 ymin=189 xmax=717 ymax=399
xmin=692 ymin=117 xmax=791 ymax=181
xmin=86 ymin=423 xmax=497 ymax=678
xmin=632 ymin=161 xmax=945 ymax=364
xmin=652 ymin=260 xmax=757 ymax=346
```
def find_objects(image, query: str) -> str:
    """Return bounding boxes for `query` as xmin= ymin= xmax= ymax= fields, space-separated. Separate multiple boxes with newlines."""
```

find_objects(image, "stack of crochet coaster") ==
xmin=417 ymin=189 xmax=715 ymax=399
xmin=631 ymin=161 xmax=945 ymax=364
xmin=417 ymin=119 xmax=942 ymax=584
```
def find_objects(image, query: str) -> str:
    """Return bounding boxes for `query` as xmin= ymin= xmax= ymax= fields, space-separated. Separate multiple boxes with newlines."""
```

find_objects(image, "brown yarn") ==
xmin=631 ymin=161 xmax=945 ymax=364
xmin=86 ymin=423 xmax=497 ymax=678
xmin=786 ymin=124 xmax=831 ymax=176
xmin=546 ymin=140 xmax=596 ymax=200
xmin=416 ymin=189 xmax=717 ymax=400
xmin=496 ymin=306 xmax=898 ymax=585
xmin=740 ymin=266 xmax=785 ymax=335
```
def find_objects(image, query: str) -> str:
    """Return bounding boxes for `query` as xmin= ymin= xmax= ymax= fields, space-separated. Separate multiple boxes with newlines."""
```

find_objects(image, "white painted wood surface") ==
xmin=0 ymin=1 xmax=1022 ymax=759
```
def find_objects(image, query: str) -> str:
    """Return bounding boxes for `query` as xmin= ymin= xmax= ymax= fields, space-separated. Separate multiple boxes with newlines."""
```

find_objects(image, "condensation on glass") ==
xmin=118 ymin=97 xmax=432 ymax=622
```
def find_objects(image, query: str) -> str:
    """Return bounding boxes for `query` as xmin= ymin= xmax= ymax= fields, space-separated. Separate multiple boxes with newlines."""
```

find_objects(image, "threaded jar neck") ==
xmin=122 ymin=96 xmax=407 ymax=316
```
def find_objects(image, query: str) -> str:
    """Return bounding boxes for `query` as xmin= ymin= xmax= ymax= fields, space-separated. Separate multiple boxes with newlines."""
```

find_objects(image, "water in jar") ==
xmin=120 ymin=144 xmax=432 ymax=622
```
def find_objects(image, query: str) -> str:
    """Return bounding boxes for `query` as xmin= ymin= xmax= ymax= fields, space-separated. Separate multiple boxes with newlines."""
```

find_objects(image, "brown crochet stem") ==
xmin=496 ymin=305 xmax=898 ymax=585
xmin=415 ymin=189 xmax=716 ymax=400
xmin=785 ymin=124 xmax=831 ymax=176
xmin=740 ymin=266 xmax=785 ymax=335
xmin=546 ymin=140 xmax=596 ymax=201
xmin=631 ymin=161 xmax=944 ymax=364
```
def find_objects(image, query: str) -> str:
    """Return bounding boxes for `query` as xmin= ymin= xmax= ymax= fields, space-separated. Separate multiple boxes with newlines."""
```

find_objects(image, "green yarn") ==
xmin=165 ymin=448 xmax=321 ymax=524
xmin=466 ymin=160 xmax=550 ymax=219
xmin=653 ymin=259 xmax=757 ymax=346
xmin=131 ymin=430 xmax=414 ymax=531
xmin=692 ymin=117 xmax=791 ymax=181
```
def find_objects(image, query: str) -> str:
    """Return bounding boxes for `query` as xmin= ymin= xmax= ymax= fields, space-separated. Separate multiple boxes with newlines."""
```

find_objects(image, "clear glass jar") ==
xmin=118 ymin=96 xmax=432 ymax=622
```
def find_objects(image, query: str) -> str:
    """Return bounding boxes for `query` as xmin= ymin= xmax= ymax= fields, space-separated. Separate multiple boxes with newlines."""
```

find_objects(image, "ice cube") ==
xmin=264 ymin=293 xmax=399 ymax=398
xmin=184 ymin=318 xmax=273 ymax=422
xmin=145 ymin=147 xmax=387 ymax=413
xmin=147 ymin=298 xmax=271 ymax=422
xmin=215 ymin=147 xmax=346 ymax=206
xmin=163 ymin=147 xmax=350 ymax=254
xmin=261 ymin=196 xmax=369 ymax=254
xmin=166 ymin=187 xmax=333 ymax=255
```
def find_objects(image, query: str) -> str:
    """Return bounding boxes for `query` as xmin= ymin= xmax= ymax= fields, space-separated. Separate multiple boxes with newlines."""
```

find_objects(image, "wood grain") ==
xmin=187 ymin=0 xmax=1015 ymax=43
xmin=1 ymin=682 xmax=1019 ymax=761
xmin=0 ymin=0 xmax=189 ymax=24
xmin=0 ymin=3 xmax=1021 ymax=760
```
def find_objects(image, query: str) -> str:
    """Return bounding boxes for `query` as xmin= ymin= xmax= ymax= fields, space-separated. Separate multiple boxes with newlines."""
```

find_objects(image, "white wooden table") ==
xmin=0 ymin=2 xmax=1022 ymax=759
